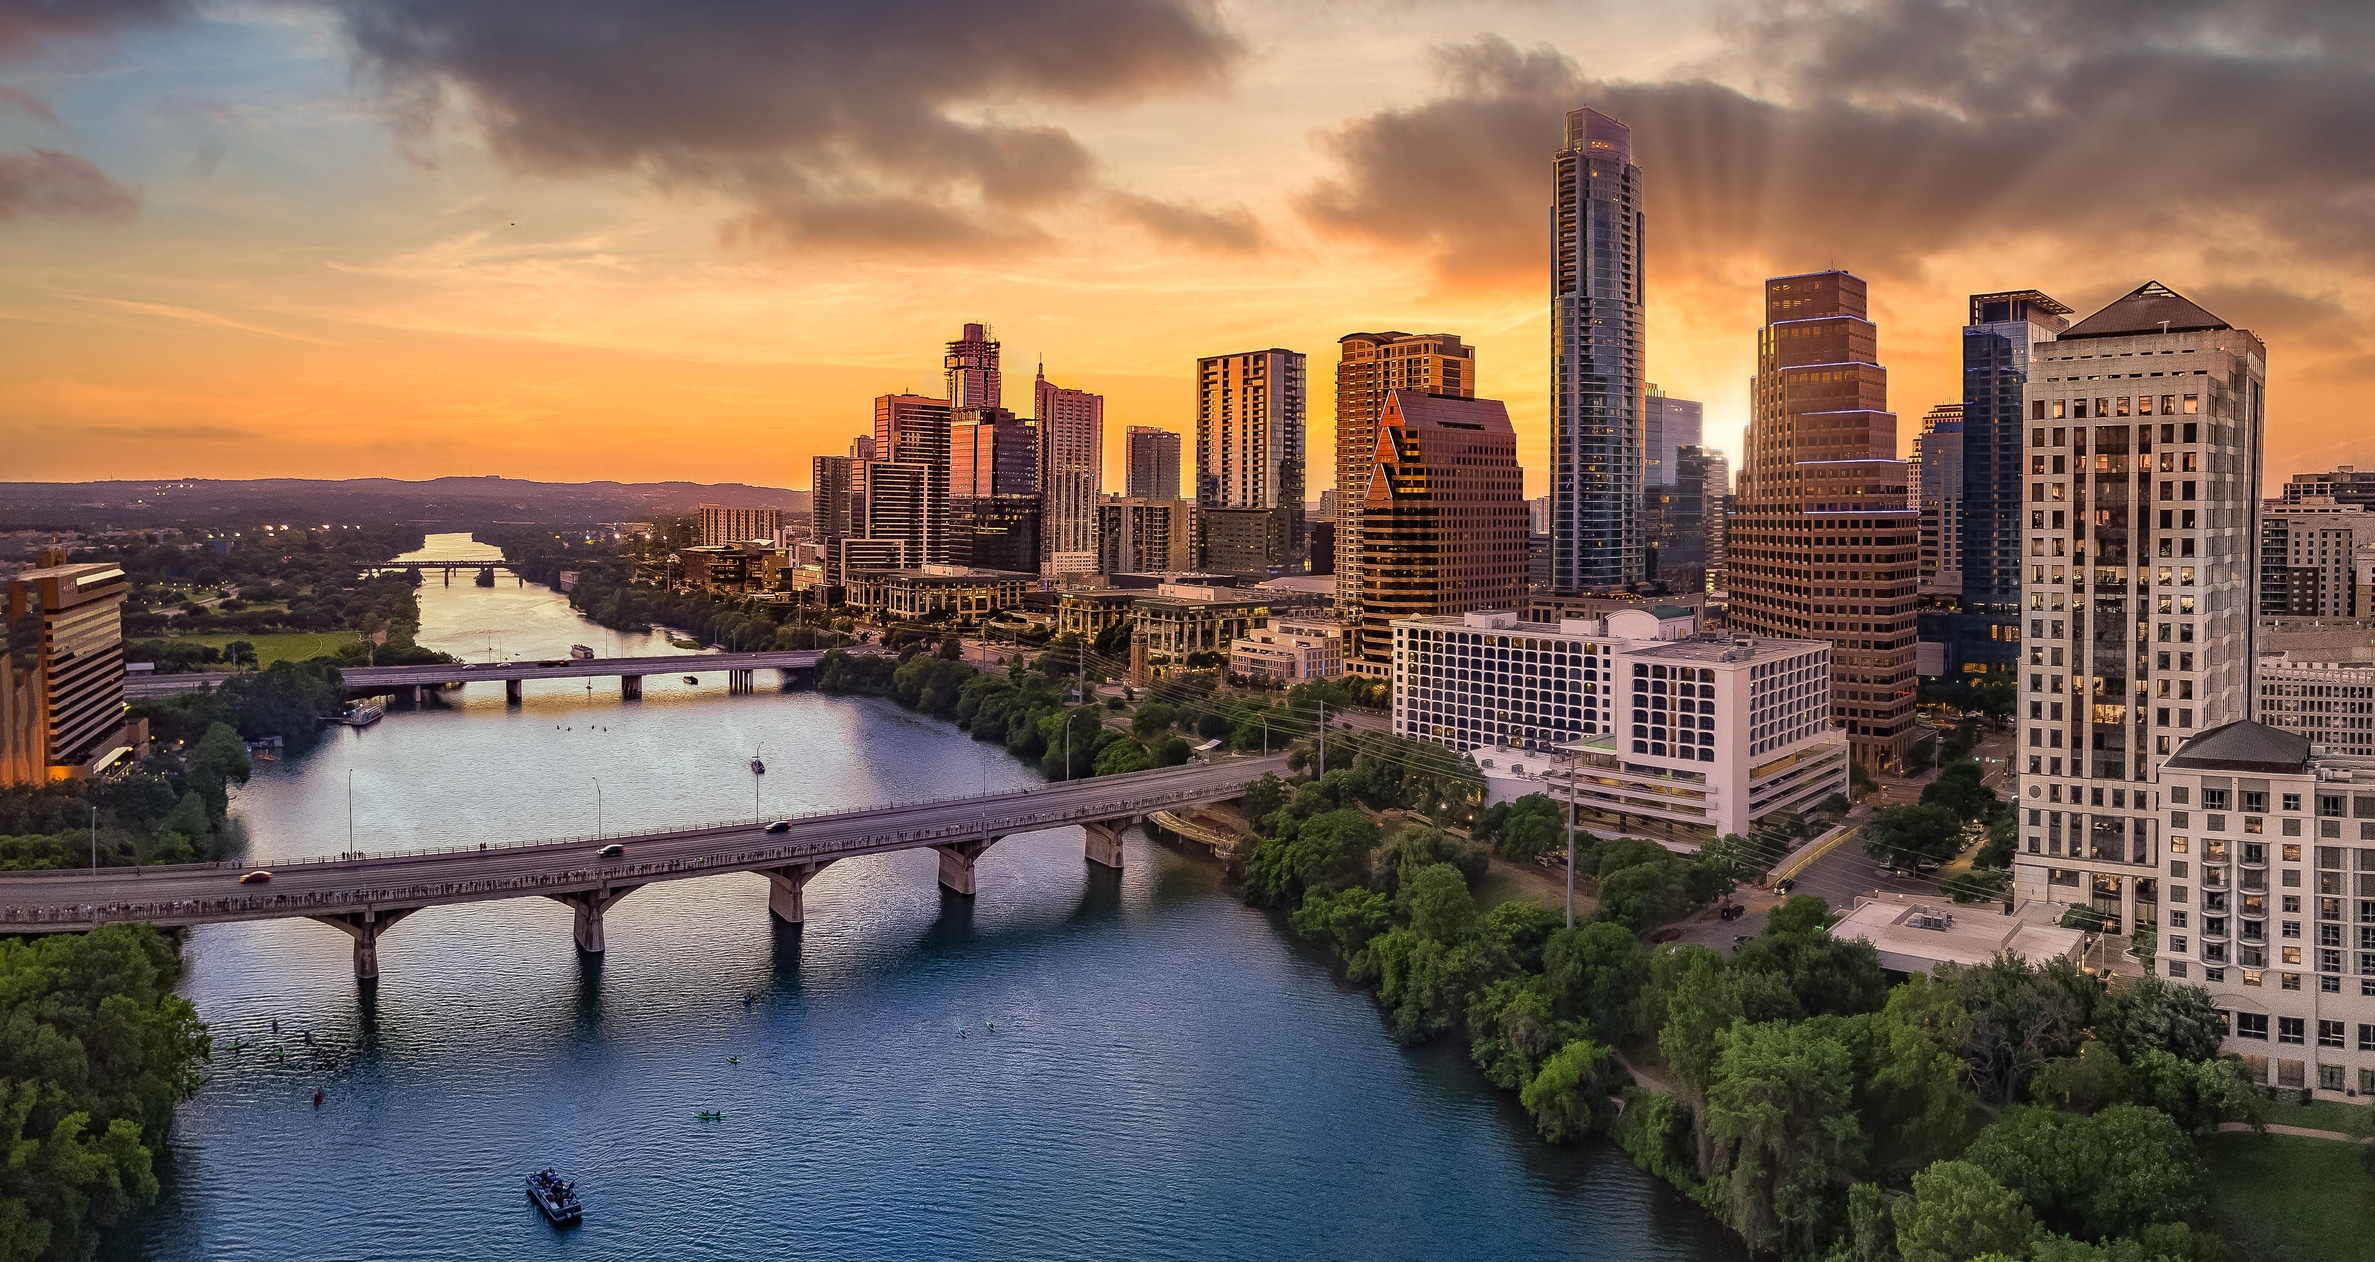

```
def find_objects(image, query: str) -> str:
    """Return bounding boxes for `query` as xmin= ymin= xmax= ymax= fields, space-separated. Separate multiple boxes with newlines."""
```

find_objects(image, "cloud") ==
xmin=1109 ymin=192 xmax=1263 ymax=253
xmin=0 ymin=147 xmax=138 ymax=221
xmin=0 ymin=0 xmax=188 ymax=59
xmin=0 ymin=85 xmax=54 ymax=121
xmin=328 ymin=0 xmax=1242 ymax=252
xmin=1300 ymin=2 xmax=2375 ymax=295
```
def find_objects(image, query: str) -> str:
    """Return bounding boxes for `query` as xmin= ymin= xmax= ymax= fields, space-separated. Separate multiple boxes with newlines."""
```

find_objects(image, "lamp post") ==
xmin=1565 ymin=744 xmax=1578 ymax=929
xmin=593 ymin=779 xmax=602 ymax=840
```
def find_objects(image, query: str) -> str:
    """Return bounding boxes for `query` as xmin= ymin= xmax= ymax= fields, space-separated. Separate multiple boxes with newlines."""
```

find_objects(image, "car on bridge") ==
xmin=765 ymin=821 xmax=791 ymax=834
xmin=238 ymin=870 xmax=273 ymax=884
xmin=597 ymin=844 xmax=626 ymax=857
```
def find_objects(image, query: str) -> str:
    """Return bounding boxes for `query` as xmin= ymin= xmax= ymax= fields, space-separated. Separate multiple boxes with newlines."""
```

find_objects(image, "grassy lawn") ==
xmin=2257 ymin=1093 xmax=2374 ymax=1135
xmin=2205 ymin=1130 xmax=2375 ymax=1262
xmin=1476 ymin=856 xmax=1575 ymax=912
xmin=142 ymin=631 xmax=358 ymax=669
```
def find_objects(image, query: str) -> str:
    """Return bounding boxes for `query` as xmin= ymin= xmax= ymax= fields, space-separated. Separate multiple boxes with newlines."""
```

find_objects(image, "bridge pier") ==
xmin=729 ymin=669 xmax=754 ymax=694
xmin=548 ymin=885 xmax=640 ymax=954
xmin=402 ymin=685 xmax=423 ymax=708
xmin=1083 ymin=818 xmax=1133 ymax=870
xmin=313 ymin=907 xmax=417 ymax=982
xmin=934 ymin=838 xmax=996 ymax=896
xmin=505 ymin=678 xmax=523 ymax=705
xmin=759 ymin=860 xmax=835 ymax=924
xmin=621 ymin=675 xmax=643 ymax=700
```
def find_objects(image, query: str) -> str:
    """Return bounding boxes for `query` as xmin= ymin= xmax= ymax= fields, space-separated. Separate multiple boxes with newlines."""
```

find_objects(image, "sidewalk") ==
xmin=2218 ymin=1121 xmax=2370 ymax=1143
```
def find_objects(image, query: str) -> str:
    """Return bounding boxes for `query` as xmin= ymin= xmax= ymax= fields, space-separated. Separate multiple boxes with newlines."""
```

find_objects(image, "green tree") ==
xmin=2091 ymin=975 xmax=2227 ymax=1064
xmin=1542 ymin=921 xmax=1649 ymax=1040
xmin=1520 ymin=1038 xmax=1624 ymax=1142
xmin=1468 ymin=978 xmax=1575 ymax=1091
xmin=1865 ymin=803 xmax=1968 ymax=866
xmin=1290 ymin=886 xmax=1392 ymax=966
xmin=1732 ymin=898 xmax=1888 ymax=1019
xmin=1240 ymin=809 xmax=1379 ymax=909
xmin=1891 ymin=1160 xmax=2037 ymax=1262
xmin=1841 ymin=1182 xmax=1899 ymax=1262
xmin=1705 ymin=1019 xmax=1867 ymax=1256
xmin=1961 ymin=1104 xmax=2206 ymax=1244
xmin=1921 ymin=761 xmax=1998 ymax=821
xmin=1397 ymin=862 xmax=1479 ymax=944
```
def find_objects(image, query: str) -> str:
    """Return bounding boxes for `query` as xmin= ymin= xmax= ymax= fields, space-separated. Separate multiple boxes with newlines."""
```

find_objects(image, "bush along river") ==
xmin=109 ymin=535 xmax=1733 ymax=1261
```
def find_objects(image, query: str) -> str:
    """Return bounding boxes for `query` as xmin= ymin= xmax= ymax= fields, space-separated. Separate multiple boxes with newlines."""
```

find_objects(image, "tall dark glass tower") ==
xmin=1549 ymin=106 xmax=1644 ymax=593
xmin=1957 ymin=291 xmax=2069 ymax=677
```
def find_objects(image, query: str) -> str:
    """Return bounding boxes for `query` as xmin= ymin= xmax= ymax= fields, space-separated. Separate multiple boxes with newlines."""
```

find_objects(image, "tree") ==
xmin=1931 ymin=956 xmax=2100 ymax=1107
xmin=1290 ymin=886 xmax=1392 ymax=964
xmin=1865 ymin=803 xmax=1968 ymax=866
xmin=1705 ymin=1019 xmax=1867 ymax=1256
xmin=1397 ymin=862 xmax=1479 ymax=944
xmin=2091 ymin=975 xmax=2227 ymax=1065
xmin=1542 ymin=921 xmax=1649 ymax=1041
xmin=1469 ymin=978 xmax=1573 ymax=1091
xmin=1961 ymin=1104 xmax=2206 ymax=1244
xmin=1891 ymin=1161 xmax=2037 ymax=1262
xmin=1240 ymin=808 xmax=1379 ymax=908
xmin=1921 ymin=761 xmax=1998 ymax=820
xmin=1733 ymin=900 xmax=1888 ymax=1019
xmin=1520 ymin=1038 xmax=1624 ymax=1142
xmin=1371 ymin=930 xmax=1498 ymax=1044
xmin=1480 ymin=793 xmax=1566 ymax=862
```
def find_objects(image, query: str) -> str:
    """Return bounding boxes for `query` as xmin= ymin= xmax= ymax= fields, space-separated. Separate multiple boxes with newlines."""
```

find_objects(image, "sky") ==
xmin=3 ymin=0 xmax=2372 ymax=495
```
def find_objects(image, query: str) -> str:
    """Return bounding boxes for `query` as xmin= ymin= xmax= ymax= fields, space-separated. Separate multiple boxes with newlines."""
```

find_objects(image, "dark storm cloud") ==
xmin=329 ymin=0 xmax=1241 ymax=252
xmin=1302 ymin=2 xmax=2375 ymax=292
xmin=0 ymin=146 xmax=138 ymax=221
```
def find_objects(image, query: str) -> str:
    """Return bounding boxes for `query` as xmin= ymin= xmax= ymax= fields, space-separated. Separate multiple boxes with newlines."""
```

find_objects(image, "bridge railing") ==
xmin=0 ymin=757 xmax=1280 ymax=884
xmin=0 ymin=772 xmax=1275 ymax=928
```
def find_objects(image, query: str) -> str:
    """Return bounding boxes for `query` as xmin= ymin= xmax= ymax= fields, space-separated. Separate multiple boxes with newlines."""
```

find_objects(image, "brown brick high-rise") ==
xmin=1723 ymin=271 xmax=1919 ymax=769
xmin=1333 ymin=332 xmax=1474 ymax=619
xmin=1355 ymin=390 xmax=1528 ymax=670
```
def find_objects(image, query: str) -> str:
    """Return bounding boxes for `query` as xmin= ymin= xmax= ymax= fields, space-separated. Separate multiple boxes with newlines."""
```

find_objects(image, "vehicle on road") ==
xmin=597 ymin=844 xmax=626 ymax=858
xmin=237 ymin=870 xmax=272 ymax=884
xmin=764 ymin=821 xmax=791 ymax=834
xmin=570 ymin=645 xmax=594 ymax=660
xmin=1772 ymin=877 xmax=1797 ymax=895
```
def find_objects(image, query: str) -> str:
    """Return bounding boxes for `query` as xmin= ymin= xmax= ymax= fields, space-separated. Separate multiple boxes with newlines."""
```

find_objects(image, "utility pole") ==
xmin=1565 ymin=745 xmax=1578 ymax=928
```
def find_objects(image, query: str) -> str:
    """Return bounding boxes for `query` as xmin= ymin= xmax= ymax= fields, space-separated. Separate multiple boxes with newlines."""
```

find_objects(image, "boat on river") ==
xmin=525 ymin=1168 xmax=582 ymax=1224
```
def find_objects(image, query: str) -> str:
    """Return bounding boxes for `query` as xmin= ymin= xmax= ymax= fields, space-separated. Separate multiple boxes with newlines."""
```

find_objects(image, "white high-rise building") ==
xmin=1195 ymin=347 xmax=1306 ymax=575
xmin=2011 ymin=282 xmax=2267 ymax=936
xmin=1036 ymin=363 xmax=1104 ymax=575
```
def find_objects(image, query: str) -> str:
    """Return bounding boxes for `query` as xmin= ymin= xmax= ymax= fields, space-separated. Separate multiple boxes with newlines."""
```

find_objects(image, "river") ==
xmin=116 ymin=535 xmax=1732 ymax=1261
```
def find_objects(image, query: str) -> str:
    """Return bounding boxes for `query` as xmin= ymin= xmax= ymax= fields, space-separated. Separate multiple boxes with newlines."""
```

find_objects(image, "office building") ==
xmin=2147 ymin=721 xmax=2375 ymax=1099
xmin=1354 ymin=391 xmax=1529 ymax=673
xmin=873 ymin=393 xmax=952 ymax=564
xmin=1099 ymin=498 xmax=1196 ymax=576
xmin=951 ymin=411 xmax=1041 ymax=573
xmin=1195 ymin=348 xmax=1306 ymax=575
xmin=2010 ymin=281 xmax=2267 ymax=931
xmin=859 ymin=460 xmax=934 ymax=569
xmin=838 ymin=537 xmax=908 ymax=576
xmin=1131 ymin=582 xmax=1273 ymax=658
xmin=1229 ymin=617 xmax=1347 ymax=683
xmin=2257 ymin=654 xmax=2375 ymax=757
xmin=1036 ymin=363 xmax=1104 ymax=576
xmin=1333 ymin=332 xmax=1475 ymax=607
xmin=1915 ymin=403 xmax=1965 ymax=594
xmin=1958 ymin=290 xmax=2072 ymax=678
xmin=946 ymin=322 xmax=1000 ymax=412
xmin=1549 ymin=107 xmax=1646 ymax=593
xmin=2278 ymin=467 xmax=2375 ymax=507
xmin=696 ymin=504 xmax=784 ymax=547
xmin=1723 ymin=270 xmax=1920 ymax=768
xmin=810 ymin=455 xmax=865 ymax=582
xmin=1392 ymin=606 xmax=1848 ymax=841
xmin=4 ymin=549 xmax=132 ymax=782
xmin=2258 ymin=501 xmax=2375 ymax=617
xmin=1648 ymin=444 xmax=1721 ymax=595
xmin=1643 ymin=385 xmax=1703 ymax=487
xmin=1125 ymin=426 xmax=1182 ymax=501
xmin=1702 ymin=450 xmax=1732 ymax=596
xmin=844 ymin=563 xmax=1033 ymax=623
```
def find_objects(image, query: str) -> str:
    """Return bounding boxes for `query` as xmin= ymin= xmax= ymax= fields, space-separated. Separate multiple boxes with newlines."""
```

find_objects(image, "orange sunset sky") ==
xmin=4 ymin=1 xmax=2371 ymax=495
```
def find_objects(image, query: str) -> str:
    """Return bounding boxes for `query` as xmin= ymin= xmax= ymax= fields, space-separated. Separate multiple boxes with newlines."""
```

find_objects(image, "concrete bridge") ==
xmin=122 ymin=649 xmax=856 ymax=703
xmin=0 ymin=754 xmax=1291 ymax=980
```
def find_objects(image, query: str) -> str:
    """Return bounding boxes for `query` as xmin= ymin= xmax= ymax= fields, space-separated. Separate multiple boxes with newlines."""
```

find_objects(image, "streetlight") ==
xmin=751 ymin=743 xmax=766 ymax=823
xmin=593 ymin=779 xmax=603 ymax=840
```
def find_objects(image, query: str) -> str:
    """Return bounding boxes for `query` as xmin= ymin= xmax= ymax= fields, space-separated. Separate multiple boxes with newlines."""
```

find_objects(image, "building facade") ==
xmin=2149 ymin=721 xmax=2375 ymax=1099
xmin=1957 ymin=291 xmax=2071 ymax=679
xmin=1229 ymin=616 xmax=1346 ymax=683
xmin=1915 ymin=403 xmax=1965 ymax=596
xmin=1648 ymin=444 xmax=1720 ymax=594
xmin=2280 ymin=467 xmax=2375 ymax=507
xmin=1125 ymin=426 xmax=1182 ymax=501
xmin=2010 ymin=282 xmax=2268 ymax=933
xmin=1332 ymin=332 xmax=1475 ymax=608
xmin=873 ymin=393 xmax=952 ymax=565
xmin=810 ymin=454 xmax=864 ymax=581
xmin=1549 ymin=107 xmax=1646 ymax=593
xmin=1195 ymin=348 xmax=1306 ymax=576
xmin=1098 ymin=497 xmax=1195 ymax=576
xmin=1391 ymin=607 xmax=1848 ymax=841
xmin=859 ymin=460 xmax=934 ymax=568
xmin=1354 ymin=391 xmax=1528 ymax=673
xmin=951 ymin=412 xmax=1041 ymax=573
xmin=1643 ymin=385 xmax=1703 ymax=489
xmin=1722 ymin=270 xmax=1920 ymax=768
xmin=1036 ymin=363 xmax=1104 ymax=576
xmin=1131 ymin=584 xmax=1272 ymax=657
xmin=696 ymin=504 xmax=784 ymax=547
xmin=2257 ymin=654 xmax=2375 ymax=756
xmin=2258 ymin=501 xmax=2374 ymax=617
xmin=5 ymin=553 xmax=131 ymax=781
xmin=843 ymin=564 xmax=1032 ymax=623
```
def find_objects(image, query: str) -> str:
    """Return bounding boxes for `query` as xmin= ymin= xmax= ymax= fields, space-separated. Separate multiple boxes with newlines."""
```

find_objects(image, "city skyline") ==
xmin=4 ymin=5 xmax=2371 ymax=493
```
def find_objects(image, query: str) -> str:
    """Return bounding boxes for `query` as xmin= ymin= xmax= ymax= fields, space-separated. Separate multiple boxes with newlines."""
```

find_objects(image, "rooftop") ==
xmin=2164 ymin=720 xmax=2312 ymax=774
xmin=2058 ymin=281 xmax=2230 ymax=341
xmin=1833 ymin=895 xmax=2086 ymax=974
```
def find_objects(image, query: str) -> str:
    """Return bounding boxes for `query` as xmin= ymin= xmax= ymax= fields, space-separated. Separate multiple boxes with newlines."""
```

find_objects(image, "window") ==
xmin=2278 ymin=1016 xmax=2306 ymax=1044
xmin=2237 ymin=1012 xmax=2269 ymax=1040
xmin=2319 ymin=1019 xmax=2346 ymax=1048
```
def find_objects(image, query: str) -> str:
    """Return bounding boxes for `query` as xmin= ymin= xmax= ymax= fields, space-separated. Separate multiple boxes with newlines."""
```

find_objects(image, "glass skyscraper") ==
xmin=1957 ymin=291 xmax=2070 ymax=677
xmin=1549 ymin=107 xmax=1644 ymax=593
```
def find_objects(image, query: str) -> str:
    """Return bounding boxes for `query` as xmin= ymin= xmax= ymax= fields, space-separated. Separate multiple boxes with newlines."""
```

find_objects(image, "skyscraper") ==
xmin=811 ymin=453 xmax=864 ymax=581
xmin=951 ymin=412 xmax=1041 ymax=572
xmin=4 ymin=550 xmax=131 ymax=782
xmin=873 ymin=393 xmax=952 ymax=565
xmin=1035 ymin=364 xmax=1104 ymax=574
xmin=1959 ymin=290 xmax=2072 ymax=678
xmin=1196 ymin=347 xmax=1306 ymax=575
xmin=945 ymin=322 xmax=1001 ymax=412
xmin=1333 ymin=332 xmax=1475 ymax=608
xmin=1550 ymin=106 xmax=1645 ymax=594
xmin=1355 ymin=391 xmax=1528 ymax=670
xmin=1700 ymin=450 xmax=1732 ymax=595
xmin=1643 ymin=385 xmax=1703 ymax=488
xmin=2009 ymin=281 xmax=2266 ymax=937
xmin=1124 ymin=426 xmax=1182 ymax=501
xmin=1724 ymin=270 xmax=1920 ymax=769
xmin=1649 ymin=444 xmax=1721 ymax=595
xmin=1915 ymin=403 xmax=1965 ymax=595
xmin=860 ymin=460 xmax=932 ymax=568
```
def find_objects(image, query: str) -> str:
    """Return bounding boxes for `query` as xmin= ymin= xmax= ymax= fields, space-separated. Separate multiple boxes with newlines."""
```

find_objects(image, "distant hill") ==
xmin=0 ymin=477 xmax=808 ymax=531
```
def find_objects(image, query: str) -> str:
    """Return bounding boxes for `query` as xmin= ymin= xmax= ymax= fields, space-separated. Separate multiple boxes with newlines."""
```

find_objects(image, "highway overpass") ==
xmin=0 ymin=754 xmax=1292 ymax=980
